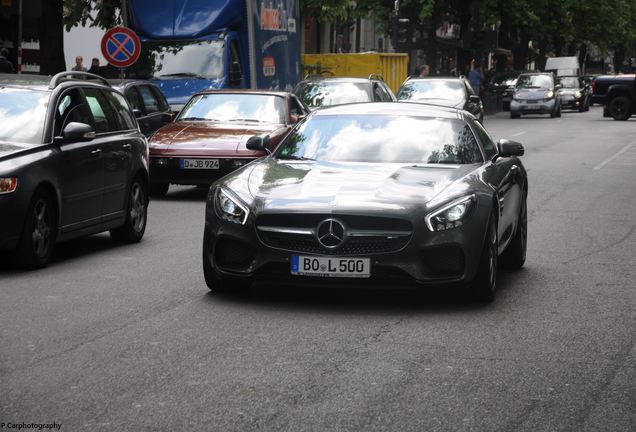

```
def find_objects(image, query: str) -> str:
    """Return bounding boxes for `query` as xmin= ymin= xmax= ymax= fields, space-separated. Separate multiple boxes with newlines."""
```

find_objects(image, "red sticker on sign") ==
xmin=263 ymin=57 xmax=276 ymax=77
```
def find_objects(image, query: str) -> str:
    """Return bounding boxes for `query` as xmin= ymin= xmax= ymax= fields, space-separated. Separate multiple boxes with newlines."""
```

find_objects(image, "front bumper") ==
xmin=202 ymin=203 xmax=492 ymax=289
xmin=510 ymin=98 xmax=556 ymax=115
xmin=560 ymin=95 xmax=583 ymax=110
xmin=150 ymin=157 xmax=254 ymax=186
xmin=0 ymin=191 xmax=30 ymax=251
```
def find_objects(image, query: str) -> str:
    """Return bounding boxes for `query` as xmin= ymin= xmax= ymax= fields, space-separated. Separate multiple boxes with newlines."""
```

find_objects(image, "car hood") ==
xmin=223 ymin=159 xmax=481 ymax=214
xmin=514 ymin=89 xmax=552 ymax=99
xmin=0 ymin=142 xmax=32 ymax=160
xmin=149 ymin=122 xmax=282 ymax=156
xmin=407 ymin=98 xmax=464 ymax=109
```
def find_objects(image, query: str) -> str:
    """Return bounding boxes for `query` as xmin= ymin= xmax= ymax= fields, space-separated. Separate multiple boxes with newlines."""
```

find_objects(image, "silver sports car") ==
xmin=202 ymin=103 xmax=527 ymax=301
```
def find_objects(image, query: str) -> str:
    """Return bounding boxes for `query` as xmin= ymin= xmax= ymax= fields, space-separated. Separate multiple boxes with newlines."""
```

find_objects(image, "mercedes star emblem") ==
xmin=316 ymin=218 xmax=346 ymax=249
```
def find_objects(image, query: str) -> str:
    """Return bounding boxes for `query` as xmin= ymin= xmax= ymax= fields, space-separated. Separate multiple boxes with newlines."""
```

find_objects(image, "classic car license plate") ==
xmin=291 ymin=255 xmax=371 ymax=278
xmin=179 ymin=158 xmax=219 ymax=169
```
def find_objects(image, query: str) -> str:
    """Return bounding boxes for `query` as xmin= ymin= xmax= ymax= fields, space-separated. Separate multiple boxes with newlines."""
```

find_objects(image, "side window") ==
xmin=54 ymin=89 xmax=93 ymax=136
xmin=373 ymin=84 xmax=384 ymax=102
xmin=83 ymin=87 xmax=120 ymax=133
xmin=472 ymin=121 xmax=498 ymax=160
xmin=150 ymin=86 xmax=170 ymax=112
xmin=125 ymin=87 xmax=144 ymax=113
xmin=107 ymin=91 xmax=137 ymax=130
xmin=138 ymin=85 xmax=160 ymax=113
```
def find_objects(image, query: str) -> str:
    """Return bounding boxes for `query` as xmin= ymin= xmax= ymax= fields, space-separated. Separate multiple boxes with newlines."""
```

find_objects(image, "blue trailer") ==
xmin=126 ymin=0 xmax=300 ymax=111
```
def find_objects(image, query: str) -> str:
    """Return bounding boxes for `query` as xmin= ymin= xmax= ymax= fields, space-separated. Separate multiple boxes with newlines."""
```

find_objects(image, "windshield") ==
xmin=296 ymin=82 xmax=372 ymax=109
xmin=516 ymin=74 xmax=553 ymax=89
xmin=177 ymin=93 xmax=286 ymax=124
xmin=397 ymin=80 xmax=464 ymax=103
xmin=128 ymin=40 xmax=225 ymax=80
xmin=276 ymin=115 xmax=482 ymax=164
xmin=0 ymin=88 xmax=49 ymax=144
xmin=556 ymin=77 xmax=581 ymax=88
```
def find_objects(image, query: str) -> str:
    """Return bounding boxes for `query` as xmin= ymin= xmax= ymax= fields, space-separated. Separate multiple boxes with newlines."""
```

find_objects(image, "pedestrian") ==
xmin=0 ymin=48 xmax=15 ymax=73
xmin=71 ymin=55 xmax=87 ymax=72
xmin=88 ymin=57 xmax=101 ymax=75
xmin=468 ymin=62 xmax=485 ymax=95
xmin=418 ymin=64 xmax=430 ymax=77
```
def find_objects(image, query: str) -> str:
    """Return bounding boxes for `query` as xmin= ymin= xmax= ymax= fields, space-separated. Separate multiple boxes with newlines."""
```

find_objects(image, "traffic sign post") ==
xmin=101 ymin=27 xmax=141 ymax=72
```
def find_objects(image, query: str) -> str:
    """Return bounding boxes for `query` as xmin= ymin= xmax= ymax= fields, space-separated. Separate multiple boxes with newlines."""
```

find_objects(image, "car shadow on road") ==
xmin=202 ymin=268 xmax=526 ymax=315
xmin=0 ymin=233 xmax=132 ymax=273
xmin=150 ymin=186 xmax=209 ymax=203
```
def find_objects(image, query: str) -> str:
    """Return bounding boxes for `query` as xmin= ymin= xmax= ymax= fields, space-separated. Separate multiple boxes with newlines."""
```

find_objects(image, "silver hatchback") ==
xmin=510 ymin=73 xmax=562 ymax=118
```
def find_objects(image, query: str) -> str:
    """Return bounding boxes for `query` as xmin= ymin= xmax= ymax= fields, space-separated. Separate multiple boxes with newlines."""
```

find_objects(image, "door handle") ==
xmin=90 ymin=149 xmax=102 ymax=155
xmin=122 ymin=144 xmax=132 ymax=150
xmin=511 ymin=165 xmax=519 ymax=172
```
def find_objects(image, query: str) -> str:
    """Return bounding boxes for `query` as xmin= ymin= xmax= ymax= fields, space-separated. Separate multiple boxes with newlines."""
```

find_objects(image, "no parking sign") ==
xmin=101 ymin=27 xmax=141 ymax=68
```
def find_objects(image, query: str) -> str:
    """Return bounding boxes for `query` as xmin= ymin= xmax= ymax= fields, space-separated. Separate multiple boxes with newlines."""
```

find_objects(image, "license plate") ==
xmin=179 ymin=158 xmax=219 ymax=169
xmin=525 ymin=104 xmax=540 ymax=110
xmin=291 ymin=255 xmax=371 ymax=278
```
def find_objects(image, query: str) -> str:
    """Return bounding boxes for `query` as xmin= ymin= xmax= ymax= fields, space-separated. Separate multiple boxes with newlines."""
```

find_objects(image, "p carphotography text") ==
xmin=0 ymin=423 xmax=61 ymax=431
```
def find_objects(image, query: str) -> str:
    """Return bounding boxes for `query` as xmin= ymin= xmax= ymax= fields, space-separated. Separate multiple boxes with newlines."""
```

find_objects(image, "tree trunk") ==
xmin=40 ymin=0 xmax=66 ymax=74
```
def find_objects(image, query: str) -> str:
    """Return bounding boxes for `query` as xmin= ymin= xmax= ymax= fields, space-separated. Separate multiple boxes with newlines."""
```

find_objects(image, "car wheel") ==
xmin=472 ymin=212 xmax=498 ymax=302
xmin=202 ymin=231 xmax=250 ymax=294
xmin=584 ymin=97 xmax=591 ymax=111
xmin=557 ymin=104 xmax=562 ymax=117
xmin=110 ymin=177 xmax=148 ymax=243
xmin=510 ymin=112 xmax=520 ymax=119
xmin=579 ymin=99 xmax=587 ymax=112
xmin=17 ymin=190 xmax=56 ymax=269
xmin=500 ymin=191 xmax=527 ymax=270
xmin=609 ymin=96 xmax=631 ymax=121
xmin=149 ymin=182 xmax=169 ymax=198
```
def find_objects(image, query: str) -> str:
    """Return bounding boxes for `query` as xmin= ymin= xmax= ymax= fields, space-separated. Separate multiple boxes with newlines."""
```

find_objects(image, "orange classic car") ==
xmin=148 ymin=90 xmax=309 ymax=197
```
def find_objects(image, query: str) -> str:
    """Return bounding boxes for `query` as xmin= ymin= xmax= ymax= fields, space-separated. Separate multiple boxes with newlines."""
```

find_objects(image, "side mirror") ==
xmin=161 ymin=112 xmax=174 ymax=124
xmin=290 ymin=114 xmax=306 ymax=124
xmin=468 ymin=95 xmax=481 ymax=104
xmin=132 ymin=108 xmax=143 ymax=119
xmin=246 ymin=134 xmax=270 ymax=151
xmin=497 ymin=139 xmax=525 ymax=157
xmin=555 ymin=84 xmax=562 ymax=90
xmin=57 ymin=122 xmax=95 ymax=143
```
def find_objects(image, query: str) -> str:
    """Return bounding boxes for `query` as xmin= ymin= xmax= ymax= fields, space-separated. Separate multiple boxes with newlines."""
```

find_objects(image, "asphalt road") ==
xmin=1 ymin=106 xmax=635 ymax=432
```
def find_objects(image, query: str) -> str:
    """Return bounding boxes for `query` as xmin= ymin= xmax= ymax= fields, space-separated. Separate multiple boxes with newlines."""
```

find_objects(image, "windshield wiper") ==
xmin=277 ymin=155 xmax=315 ymax=161
xmin=179 ymin=117 xmax=217 ymax=122
xmin=158 ymin=73 xmax=207 ymax=79
xmin=228 ymin=118 xmax=265 ymax=123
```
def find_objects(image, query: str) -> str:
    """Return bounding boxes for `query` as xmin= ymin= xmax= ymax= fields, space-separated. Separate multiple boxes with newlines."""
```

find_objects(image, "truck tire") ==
xmin=609 ymin=96 xmax=632 ymax=121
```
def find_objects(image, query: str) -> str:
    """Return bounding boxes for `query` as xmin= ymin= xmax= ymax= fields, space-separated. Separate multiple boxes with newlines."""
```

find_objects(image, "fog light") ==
xmin=0 ymin=177 xmax=18 ymax=194
xmin=231 ymin=159 xmax=247 ymax=168
xmin=154 ymin=158 xmax=168 ymax=166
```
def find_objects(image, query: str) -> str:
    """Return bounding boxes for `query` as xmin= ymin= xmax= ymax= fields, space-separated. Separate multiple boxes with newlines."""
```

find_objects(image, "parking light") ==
xmin=0 ymin=177 xmax=18 ymax=194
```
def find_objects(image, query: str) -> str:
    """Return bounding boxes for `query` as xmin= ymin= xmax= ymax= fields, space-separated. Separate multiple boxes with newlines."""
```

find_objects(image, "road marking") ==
xmin=512 ymin=131 xmax=526 ymax=137
xmin=593 ymin=141 xmax=636 ymax=170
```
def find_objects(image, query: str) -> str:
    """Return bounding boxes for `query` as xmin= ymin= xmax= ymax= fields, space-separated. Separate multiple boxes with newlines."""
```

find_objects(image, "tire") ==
xmin=472 ymin=212 xmax=498 ymax=302
xmin=556 ymin=104 xmax=561 ymax=117
xmin=609 ymin=96 xmax=631 ymax=121
xmin=110 ymin=177 xmax=148 ymax=243
xmin=500 ymin=192 xmax=527 ymax=270
xmin=17 ymin=190 xmax=56 ymax=269
xmin=579 ymin=99 xmax=587 ymax=112
xmin=202 ymin=230 xmax=249 ymax=294
xmin=510 ymin=112 xmax=520 ymax=119
xmin=149 ymin=182 xmax=169 ymax=198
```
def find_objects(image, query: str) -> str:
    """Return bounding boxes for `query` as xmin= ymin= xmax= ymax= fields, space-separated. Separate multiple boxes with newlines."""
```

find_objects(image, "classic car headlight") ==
xmin=574 ymin=91 xmax=582 ymax=98
xmin=0 ymin=177 xmax=18 ymax=194
xmin=425 ymin=195 xmax=475 ymax=231
xmin=545 ymin=90 xmax=554 ymax=98
xmin=214 ymin=187 xmax=249 ymax=224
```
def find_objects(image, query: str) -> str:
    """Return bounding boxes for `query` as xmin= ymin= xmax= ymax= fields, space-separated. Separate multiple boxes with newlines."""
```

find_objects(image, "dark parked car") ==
xmin=555 ymin=76 xmax=591 ymax=111
xmin=396 ymin=77 xmax=484 ymax=123
xmin=148 ymin=90 xmax=309 ymax=197
xmin=486 ymin=71 xmax=522 ymax=111
xmin=203 ymin=102 xmax=528 ymax=302
xmin=592 ymin=74 xmax=636 ymax=120
xmin=109 ymin=79 xmax=173 ymax=137
xmin=510 ymin=72 xmax=562 ymax=118
xmin=0 ymin=72 xmax=149 ymax=268
xmin=294 ymin=76 xmax=396 ymax=111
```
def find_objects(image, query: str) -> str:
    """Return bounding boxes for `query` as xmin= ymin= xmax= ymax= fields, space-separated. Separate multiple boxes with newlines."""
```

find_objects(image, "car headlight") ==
xmin=0 ymin=177 xmax=18 ymax=194
xmin=545 ymin=90 xmax=554 ymax=98
xmin=425 ymin=195 xmax=476 ymax=232
xmin=513 ymin=93 xmax=521 ymax=100
xmin=574 ymin=91 xmax=582 ymax=98
xmin=214 ymin=187 xmax=249 ymax=224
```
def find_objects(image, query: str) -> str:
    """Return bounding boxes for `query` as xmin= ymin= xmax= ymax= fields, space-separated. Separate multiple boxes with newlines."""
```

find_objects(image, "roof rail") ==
xmin=368 ymin=73 xmax=384 ymax=81
xmin=49 ymin=72 xmax=111 ymax=89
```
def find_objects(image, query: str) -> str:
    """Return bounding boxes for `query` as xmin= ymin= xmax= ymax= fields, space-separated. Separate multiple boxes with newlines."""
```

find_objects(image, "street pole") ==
xmin=17 ymin=0 xmax=22 ymax=74
xmin=121 ymin=0 xmax=128 ymax=27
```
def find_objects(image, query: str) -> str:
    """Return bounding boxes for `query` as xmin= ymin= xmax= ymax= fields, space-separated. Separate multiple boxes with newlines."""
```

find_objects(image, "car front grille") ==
xmin=256 ymin=214 xmax=413 ymax=256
